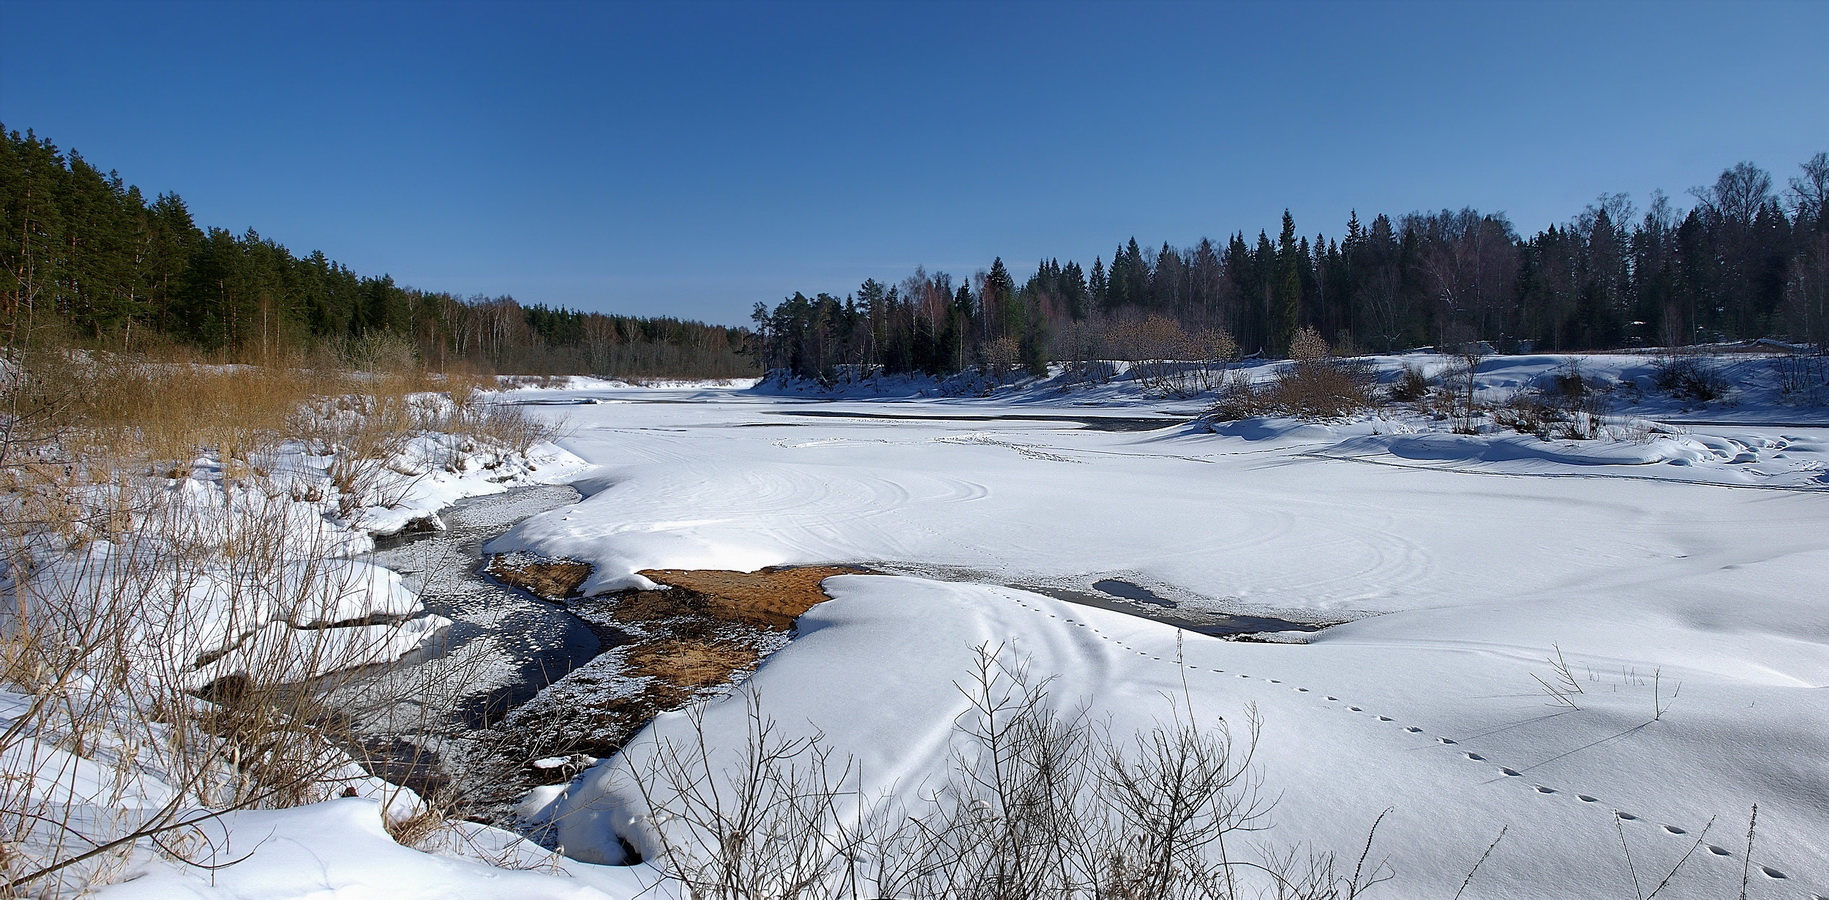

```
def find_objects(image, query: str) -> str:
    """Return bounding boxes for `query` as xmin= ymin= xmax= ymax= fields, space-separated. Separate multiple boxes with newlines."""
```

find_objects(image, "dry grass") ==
xmin=3 ymin=347 xmax=397 ymax=473
xmin=1206 ymin=329 xmax=1376 ymax=422
xmin=383 ymin=803 xmax=450 ymax=851
xmin=480 ymin=566 xmax=869 ymax=766
xmin=487 ymin=555 xmax=594 ymax=600
xmin=3 ymin=346 xmax=548 ymax=505
xmin=0 ymin=345 xmax=544 ymax=893
xmin=635 ymin=566 xmax=870 ymax=631
xmin=626 ymin=638 xmax=763 ymax=689
xmin=419 ymin=385 xmax=558 ymax=458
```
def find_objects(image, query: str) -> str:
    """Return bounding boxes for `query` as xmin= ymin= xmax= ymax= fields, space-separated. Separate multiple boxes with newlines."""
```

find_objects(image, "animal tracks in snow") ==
xmin=991 ymin=588 xmax=1818 ymax=893
xmin=933 ymin=433 xmax=1082 ymax=463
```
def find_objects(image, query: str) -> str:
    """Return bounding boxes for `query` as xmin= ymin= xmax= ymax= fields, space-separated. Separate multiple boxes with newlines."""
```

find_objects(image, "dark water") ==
xmin=1024 ymin=580 xmax=1328 ymax=639
xmin=877 ymin=564 xmax=1331 ymax=639
xmin=364 ymin=484 xmax=604 ymax=727
xmin=770 ymin=409 xmax=1189 ymax=432
xmin=1091 ymin=578 xmax=1174 ymax=606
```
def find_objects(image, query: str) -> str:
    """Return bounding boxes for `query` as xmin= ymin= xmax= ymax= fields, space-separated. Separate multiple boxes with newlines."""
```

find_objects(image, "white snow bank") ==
xmin=94 ymin=797 xmax=658 ymax=900
xmin=349 ymin=437 xmax=591 ymax=537
xmin=1310 ymin=426 xmax=1829 ymax=487
xmin=554 ymin=574 xmax=1829 ymax=898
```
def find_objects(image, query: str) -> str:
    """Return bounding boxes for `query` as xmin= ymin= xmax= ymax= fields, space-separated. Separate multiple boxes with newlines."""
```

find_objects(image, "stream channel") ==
xmin=342 ymin=484 xmax=1328 ymax=816
xmin=365 ymin=484 xmax=604 ymax=729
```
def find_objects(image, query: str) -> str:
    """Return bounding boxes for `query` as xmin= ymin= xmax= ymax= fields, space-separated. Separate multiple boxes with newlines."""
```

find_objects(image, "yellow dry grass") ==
xmin=625 ymin=638 xmax=762 ymax=689
xmin=486 ymin=556 xmax=594 ymax=600
xmin=635 ymin=565 xmax=870 ymax=631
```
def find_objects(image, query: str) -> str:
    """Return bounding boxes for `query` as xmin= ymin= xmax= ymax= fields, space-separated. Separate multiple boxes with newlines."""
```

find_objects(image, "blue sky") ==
xmin=4 ymin=0 xmax=1826 ymax=326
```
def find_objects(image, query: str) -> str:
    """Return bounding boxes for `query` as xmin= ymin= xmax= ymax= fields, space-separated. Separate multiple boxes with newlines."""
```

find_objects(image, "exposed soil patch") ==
xmin=486 ymin=552 xmax=593 ymax=599
xmin=633 ymin=565 xmax=872 ymax=629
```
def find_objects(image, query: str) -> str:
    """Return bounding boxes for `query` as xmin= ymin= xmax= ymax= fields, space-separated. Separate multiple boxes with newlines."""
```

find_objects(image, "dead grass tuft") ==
xmin=487 ymin=555 xmax=594 ymax=600
xmin=481 ymin=565 xmax=868 ymax=766
xmin=625 ymin=638 xmax=763 ymax=689
xmin=383 ymin=802 xmax=449 ymax=851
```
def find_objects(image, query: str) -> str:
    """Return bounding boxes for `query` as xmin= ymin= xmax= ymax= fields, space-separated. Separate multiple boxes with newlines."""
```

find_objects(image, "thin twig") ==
xmin=1453 ymin=825 xmax=1508 ymax=900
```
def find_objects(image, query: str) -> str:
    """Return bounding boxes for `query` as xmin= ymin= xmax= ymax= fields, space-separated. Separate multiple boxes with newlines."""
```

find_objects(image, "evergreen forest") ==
xmin=8 ymin=125 xmax=1825 ymax=385
xmin=0 ymin=126 xmax=755 ymax=378
xmin=754 ymin=155 xmax=1829 ymax=383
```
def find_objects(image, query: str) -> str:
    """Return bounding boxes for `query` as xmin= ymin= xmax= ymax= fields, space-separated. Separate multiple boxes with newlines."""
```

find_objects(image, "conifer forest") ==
xmin=754 ymin=155 xmax=1829 ymax=381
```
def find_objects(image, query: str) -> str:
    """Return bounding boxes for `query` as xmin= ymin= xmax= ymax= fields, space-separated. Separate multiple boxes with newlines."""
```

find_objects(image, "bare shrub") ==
xmin=1649 ymin=353 xmax=1728 ymax=403
xmin=1271 ymin=359 xmax=1377 ymax=419
xmin=627 ymin=691 xmax=865 ymax=900
xmin=1387 ymin=365 xmax=1430 ymax=403
xmin=623 ymin=645 xmax=1390 ymax=900
xmin=976 ymin=336 xmax=1023 ymax=383
xmin=337 ymin=332 xmax=421 ymax=376
xmin=1410 ymin=347 xmax=1490 ymax=433
xmin=1207 ymin=332 xmax=1374 ymax=422
xmin=1109 ymin=316 xmax=1240 ymax=398
xmin=1492 ymin=362 xmax=1613 ymax=441
xmin=1208 ymin=370 xmax=1274 ymax=420
xmin=1774 ymin=352 xmax=1827 ymax=405
xmin=1050 ymin=319 xmax=1118 ymax=385
xmin=1288 ymin=326 xmax=1329 ymax=363
xmin=0 ymin=484 xmax=419 ymax=895
xmin=452 ymin=396 xmax=557 ymax=459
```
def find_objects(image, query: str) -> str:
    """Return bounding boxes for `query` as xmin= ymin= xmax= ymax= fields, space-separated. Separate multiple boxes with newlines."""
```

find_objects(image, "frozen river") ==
xmin=493 ymin=371 xmax=1829 ymax=898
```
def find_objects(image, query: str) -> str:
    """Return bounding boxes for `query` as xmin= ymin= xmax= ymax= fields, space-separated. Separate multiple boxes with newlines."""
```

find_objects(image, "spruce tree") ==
xmin=1273 ymin=211 xmax=1303 ymax=355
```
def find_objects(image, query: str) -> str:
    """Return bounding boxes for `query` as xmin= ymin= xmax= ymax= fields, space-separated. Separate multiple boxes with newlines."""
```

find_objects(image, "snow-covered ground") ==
xmin=1 ymin=389 xmax=593 ymax=897
xmin=80 ymin=354 xmax=1829 ymax=898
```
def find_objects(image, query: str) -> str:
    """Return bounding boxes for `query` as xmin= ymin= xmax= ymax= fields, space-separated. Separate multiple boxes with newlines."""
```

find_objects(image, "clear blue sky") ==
xmin=4 ymin=0 xmax=1825 ymax=326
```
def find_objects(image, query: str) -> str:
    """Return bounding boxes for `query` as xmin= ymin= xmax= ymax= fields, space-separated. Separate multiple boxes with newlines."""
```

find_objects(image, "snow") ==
xmin=503 ymin=357 xmax=1829 ymax=898
xmin=91 ymin=798 xmax=660 ymax=900
xmin=2 ymin=387 xmax=595 ymax=897
xmin=39 ymin=357 xmax=1829 ymax=898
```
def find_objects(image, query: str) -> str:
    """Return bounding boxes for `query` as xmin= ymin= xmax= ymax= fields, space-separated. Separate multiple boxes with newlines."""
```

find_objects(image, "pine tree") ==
xmin=1273 ymin=211 xmax=1303 ymax=355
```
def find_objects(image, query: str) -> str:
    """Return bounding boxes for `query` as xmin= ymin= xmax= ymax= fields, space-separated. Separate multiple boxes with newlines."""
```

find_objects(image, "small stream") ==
xmin=361 ymin=487 xmax=1323 ymax=743
xmin=873 ymin=563 xmax=1334 ymax=638
xmin=334 ymin=486 xmax=1329 ymax=809
xmin=363 ymin=485 xmax=603 ymax=728
xmin=770 ymin=409 xmax=1190 ymax=432
xmin=1025 ymin=579 xmax=1330 ymax=639
xmin=357 ymin=492 xmax=1325 ymax=743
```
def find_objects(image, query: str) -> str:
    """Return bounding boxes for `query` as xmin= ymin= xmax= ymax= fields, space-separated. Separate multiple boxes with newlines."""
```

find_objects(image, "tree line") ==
xmin=754 ymin=154 xmax=1829 ymax=382
xmin=0 ymin=125 xmax=755 ymax=378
